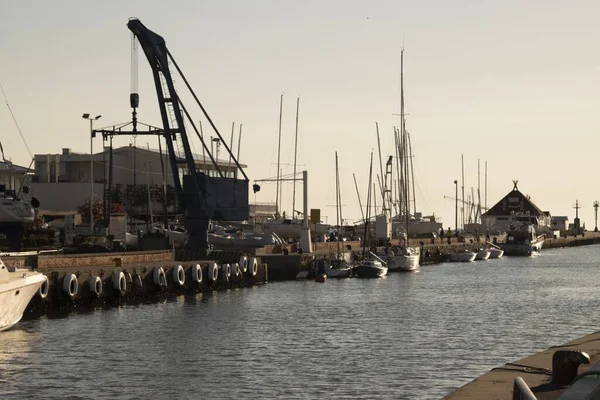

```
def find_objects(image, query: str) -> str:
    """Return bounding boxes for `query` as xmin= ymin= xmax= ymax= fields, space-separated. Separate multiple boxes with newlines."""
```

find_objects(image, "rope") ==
xmin=0 ymin=82 xmax=33 ymax=159
xmin=491 ymin=363 xmax=551 ymax=375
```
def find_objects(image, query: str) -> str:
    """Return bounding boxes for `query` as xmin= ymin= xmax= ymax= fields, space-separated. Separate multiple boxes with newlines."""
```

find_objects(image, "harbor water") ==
xmin=3 ymin=245 xmax=600 ymax=399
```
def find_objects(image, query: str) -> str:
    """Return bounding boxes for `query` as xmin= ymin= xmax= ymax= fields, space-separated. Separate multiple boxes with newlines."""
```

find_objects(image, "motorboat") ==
xmin=0 ymin=258 xmax=46 ymax=331
xmin=352 ymin=259 xmax=388 ymax=278
xmin=326 ymin=258 xmax=352 ymax=278
xmin=385 ymin=246 xmax=420 ymax=272
xmin=502 ymin=222 xmax=545 ymax=256
xmin=449 ymin=250 xmax=477 ymax=262
xmin=488 ymin=248 xmax=504 ymax=258
xmin=475 ymin=249 xmax=491 ymax=261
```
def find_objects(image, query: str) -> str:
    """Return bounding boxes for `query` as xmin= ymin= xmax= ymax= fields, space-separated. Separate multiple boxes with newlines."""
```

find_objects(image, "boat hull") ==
xmin=450 ymin=252 xmax=477 ymax=262
xmin=502 ymin=239 xmax=544 ymax=256
xmin=0 ymin=271 xmax=45 ymax=331
xmin=352 ymin=263 xmax=388 ymax=278
xmin=475 ymin=250 xmax=491 ymax=261
xmin=388 ymin=255 xmax=420 ymax=272
xmin=327 ymin=267 xmax=352 ymax=278
xmin=488 ymin=248 xmax=504 ymax=258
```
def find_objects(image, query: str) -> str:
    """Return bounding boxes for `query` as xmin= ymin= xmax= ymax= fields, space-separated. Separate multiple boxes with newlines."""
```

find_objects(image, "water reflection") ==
xmin=3 ymin=245 xmax=600 ymax=399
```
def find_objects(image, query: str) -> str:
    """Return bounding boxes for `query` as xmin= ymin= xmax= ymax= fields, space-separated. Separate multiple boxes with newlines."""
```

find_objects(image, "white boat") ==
xmin=326 ymin=258 xmax=352 ymax=278
xmin=385 ymin=247 xmax=420 ymax=272
xmin=450 ymin=250 xmax=477 ymax=262
xmin=475 ymin=249 xmax=491 ymax=261
xmin=0 ymin=259 xmax=46 ymax=331
xmin=502 ymin=222 xmax=545 ymax=256
xmin=488 ymin=248 xmax=504 ymax=258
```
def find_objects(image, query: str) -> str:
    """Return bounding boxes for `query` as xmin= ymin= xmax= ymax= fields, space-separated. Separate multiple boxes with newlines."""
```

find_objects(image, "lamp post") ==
xmin=82 ymin=113 xmax=102 ymax=234
xmin=454 ymin=180 xmax=458 ymax=235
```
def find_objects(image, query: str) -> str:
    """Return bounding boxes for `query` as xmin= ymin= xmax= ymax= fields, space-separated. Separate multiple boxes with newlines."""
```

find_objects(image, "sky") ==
xmin=1 ymin=0 xmax=599 ymax=229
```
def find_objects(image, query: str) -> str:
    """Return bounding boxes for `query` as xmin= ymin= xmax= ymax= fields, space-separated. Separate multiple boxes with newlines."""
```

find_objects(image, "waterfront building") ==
xmin=481 ymin=182 xmax=551 ymax=232
xmin=30 ymin=146 xmax=247 ymax=217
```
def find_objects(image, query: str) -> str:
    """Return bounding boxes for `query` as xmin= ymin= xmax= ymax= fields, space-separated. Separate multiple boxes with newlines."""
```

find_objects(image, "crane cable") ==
xmin=0 ymin=82 xmax=33 ymax=161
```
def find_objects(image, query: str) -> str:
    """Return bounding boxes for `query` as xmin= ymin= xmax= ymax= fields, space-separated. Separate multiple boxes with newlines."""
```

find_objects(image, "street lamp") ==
xmin=454 ymin=180 xmax=458 ymax=235
xmin=82 ymin=113 xmax=102 ymax=234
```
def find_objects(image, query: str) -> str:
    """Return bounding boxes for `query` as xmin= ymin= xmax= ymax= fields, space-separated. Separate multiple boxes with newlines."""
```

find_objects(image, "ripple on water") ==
xmin=2 ymin=245 xmax=600 ymax=399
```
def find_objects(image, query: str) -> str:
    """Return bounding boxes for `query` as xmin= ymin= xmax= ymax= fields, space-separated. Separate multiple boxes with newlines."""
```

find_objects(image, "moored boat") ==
xmin=387 ymin=247 xmax=420 ymax=272
xmin=475 ymin=249 xmax=491 ymax=261
xmin=352 ymin=259 xmax=388 ymax=278
xmin=502 ymin=222 xmax=545 ymax=256
xmin=326 ymin=258 xmax=352 ymax=278
xmin=450 ymin=250 xmax=477 ymax=262
xmin=488 ymin=248 xmax=504 ymax=259
xmin=0 ymin=259 xmax=46 ymax=331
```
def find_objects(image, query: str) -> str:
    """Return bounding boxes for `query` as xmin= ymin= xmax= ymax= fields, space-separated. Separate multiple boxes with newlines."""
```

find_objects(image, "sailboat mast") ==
xmin=335 ymin=151 xmax=339 ymax=227
xmin=376 ymin=122 xmax=384 ymax=214
xmin=485 ymin=160 xmax=488 ymax=210
xmin=477 ymin=159 xmax=482 ymax=224
xmin=461 ymin=154 xmax=465 ymax=230
xmin=394 ymin=127 xmax=402 ymax=217
xmin=363 ymin=152 xmax=374 ymax=255
xmin=276 ymin=94 xmax=283 ymax=217
xmin=407 ymin=130 xmax=416 ymax=217
xmin=292 ymin=97 xmax=300 ymax=219
xmin=335 ymin=151 xmax=340 ymax=253
xmin=338 ymin=157 xmax=343 ymax=226
xmin=353 ymin=173 xmax=365 ymax=222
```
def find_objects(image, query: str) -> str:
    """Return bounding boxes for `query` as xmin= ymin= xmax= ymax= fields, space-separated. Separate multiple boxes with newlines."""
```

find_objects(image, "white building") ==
xmin=0 ymin=160 xmax=30 ymax=194
xmin=31 ymin=146 xmax=247 ymax=214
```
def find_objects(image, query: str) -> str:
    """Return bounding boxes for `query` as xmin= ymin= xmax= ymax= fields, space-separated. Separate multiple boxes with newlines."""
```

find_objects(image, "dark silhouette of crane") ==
xmin=127 ymin=18 xmax=249 ymax=253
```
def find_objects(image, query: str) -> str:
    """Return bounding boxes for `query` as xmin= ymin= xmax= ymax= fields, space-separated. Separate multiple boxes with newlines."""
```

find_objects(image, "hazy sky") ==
xmin=1 ymin=0 xmax=599 ymax=228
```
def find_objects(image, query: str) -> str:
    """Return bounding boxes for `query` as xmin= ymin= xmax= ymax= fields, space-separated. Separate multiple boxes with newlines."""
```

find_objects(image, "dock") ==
xmin=444 ymin=330 xmax=600 ymax=399
xmin=18 ymin=250 xmax=268 ymax=317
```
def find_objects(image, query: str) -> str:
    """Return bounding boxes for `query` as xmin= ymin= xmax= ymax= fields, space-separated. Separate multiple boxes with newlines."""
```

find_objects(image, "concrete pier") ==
xmin=444 ymin=331 xmax=600 ymax=399
xmin=19 ymin=250 xmax=268 ymax=317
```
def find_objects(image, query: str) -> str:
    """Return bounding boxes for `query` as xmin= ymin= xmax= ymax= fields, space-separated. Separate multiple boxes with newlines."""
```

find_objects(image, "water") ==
xmin=2 ymin=245 xmax=600 ymax=399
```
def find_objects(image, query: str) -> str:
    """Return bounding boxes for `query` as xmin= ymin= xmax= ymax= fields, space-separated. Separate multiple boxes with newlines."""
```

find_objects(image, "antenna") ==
xmin=594 ymin=200 xmax=599 ymax=232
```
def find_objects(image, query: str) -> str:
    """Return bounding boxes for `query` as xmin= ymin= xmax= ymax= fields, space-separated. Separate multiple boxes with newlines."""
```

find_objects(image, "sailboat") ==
xmin=256 ymin=96 xmax=331 ymax=239
xmin=387 ymin=49 xmax=420 ymax=272
xmin=326 ymin=151 xmax=352 ymax=278
xmin=352 ymin=152 xmax=388 ymax=279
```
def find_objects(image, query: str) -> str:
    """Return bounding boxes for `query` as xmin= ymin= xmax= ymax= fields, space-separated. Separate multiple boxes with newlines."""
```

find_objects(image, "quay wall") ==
xmin=23 ymin=250 xmax=268 ymax=317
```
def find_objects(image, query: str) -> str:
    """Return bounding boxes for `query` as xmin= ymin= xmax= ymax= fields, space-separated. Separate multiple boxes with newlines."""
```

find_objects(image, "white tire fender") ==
xmin=112 ymin=271 xmax=126 ymax=293
xmin=62 ymin=273 xmax=79 ymax=298
xmin=37 ymin=274 xmax=49 ymax=299
xmin=191 ymin=264 xmax=203 ymax=283
xmin=153 ymin=267 xmax=167 ymax=287
xmin=249 ymin=257 xmax=258 ymax=277
xmin=173 ymin=265 xmax=185 ymax=286
xmin=239 ymin=255 xmax=248 ymax=273
xmin=88 ymin=276 xmax=103 ymax=297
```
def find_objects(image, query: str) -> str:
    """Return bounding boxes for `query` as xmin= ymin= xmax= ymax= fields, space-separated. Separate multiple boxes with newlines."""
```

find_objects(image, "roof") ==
xmin=482 ymin=182 xmax=546 ymax=217
xmin=36 ymin=146 xmax=247 ymax=169
xmin=0 ymin=160 xmax=30 ymax=174
xmin=111 ymin=146 xmax=247 ymax=168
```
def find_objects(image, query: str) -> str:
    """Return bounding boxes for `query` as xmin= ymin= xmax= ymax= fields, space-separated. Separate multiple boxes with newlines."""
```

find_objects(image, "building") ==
xmin=30 ymin=146 xmax=247 ymax=214
xmin=0 ymin=160 xmax=30 ymax=193
xmin=481 ymin=181 xmax=551 ymax=232
xmin=551 ymin=216 xmax=569 ymax=232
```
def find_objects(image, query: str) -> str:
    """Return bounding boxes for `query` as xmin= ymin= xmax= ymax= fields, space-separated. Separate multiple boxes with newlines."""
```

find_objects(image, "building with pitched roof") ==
xmin=481 ymin=181 xmax=551 ymax=232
